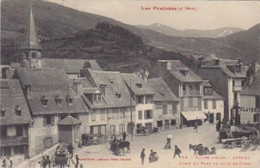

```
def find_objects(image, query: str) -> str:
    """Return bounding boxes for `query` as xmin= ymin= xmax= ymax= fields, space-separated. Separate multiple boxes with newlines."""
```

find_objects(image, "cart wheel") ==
xmin=231 ymin=142 xmax=236 ymax=148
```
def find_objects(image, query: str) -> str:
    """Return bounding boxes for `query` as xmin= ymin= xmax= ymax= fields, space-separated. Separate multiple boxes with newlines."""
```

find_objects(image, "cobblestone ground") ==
xmin=75 ymin=123 xmax=260 ymax=168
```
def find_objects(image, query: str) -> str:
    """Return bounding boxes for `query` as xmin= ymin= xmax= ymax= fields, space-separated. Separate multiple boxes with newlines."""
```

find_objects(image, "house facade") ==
xmin=15 ymin=68 xmax=88 ymax=157
xmin=0 ymin=79 xmax=32 ymax=159
xmin=198 ymin=57 xmax=248 ymax=124
xmin=240 ymin=72 xmax=260 ymax=124
xmin=79 ymin=68 xmax=136 ymax=137
xmin=158 ymin=60 xmax=206 ymax=127
xmin=121 ymin=73 xmax=155 ymax=133
xmin=148 ymin=78 xmax=180 ymax=131
xmin=201 ymin=80 xmax=224 ymax=123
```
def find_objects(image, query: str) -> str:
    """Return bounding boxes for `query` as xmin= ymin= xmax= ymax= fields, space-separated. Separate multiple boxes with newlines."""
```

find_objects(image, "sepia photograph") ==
xmin=1 ymin=0 xmax=260 ymax=168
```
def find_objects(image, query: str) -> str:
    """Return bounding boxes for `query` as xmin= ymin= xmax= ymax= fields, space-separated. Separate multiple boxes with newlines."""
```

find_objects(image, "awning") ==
xmin=181 ymin=111 xmax=206 ymax=121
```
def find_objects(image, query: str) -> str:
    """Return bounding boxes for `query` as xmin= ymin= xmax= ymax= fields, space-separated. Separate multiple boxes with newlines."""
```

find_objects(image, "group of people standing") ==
xmin=1 ymin=157 xmax=12 ymax=168
xmin=140 ymin=135 xmax=182 ymax=165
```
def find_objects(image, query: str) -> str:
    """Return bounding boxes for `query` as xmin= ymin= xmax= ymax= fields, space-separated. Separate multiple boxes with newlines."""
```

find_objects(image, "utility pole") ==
xmin=67 ymin=80 xmax=70 ymax=116
xmin=130 ymin=79 xmax=133 ymax=141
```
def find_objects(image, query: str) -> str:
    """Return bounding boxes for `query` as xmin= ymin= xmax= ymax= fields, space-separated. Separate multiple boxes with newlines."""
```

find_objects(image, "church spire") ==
xmin=20 ymin=0 xmax=42 ymax=69
xmin=28 ymin=0 xmax=41 ymax=49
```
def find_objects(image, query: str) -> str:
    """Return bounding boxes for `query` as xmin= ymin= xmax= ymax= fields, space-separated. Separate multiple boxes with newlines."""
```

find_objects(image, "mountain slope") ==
xmin=1 ymin=0 xmax=259 ymax=65
xmin=138 ymin=23 xmax=244 ymax=38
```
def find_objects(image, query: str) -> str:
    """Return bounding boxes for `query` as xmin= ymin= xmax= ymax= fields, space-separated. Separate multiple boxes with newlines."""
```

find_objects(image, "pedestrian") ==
xmin=2 ymin=158 xmax=6 ymax=168
xmin=164 ymin=134 xmax=172 ymax=149
xmin=42 ymin=155 xmax=47 ymax=168
xmin=123 ymin=131 xmax=127 ymax=141
xmin=9 ymin=159 xmax=12 ymax=168
xmin=67 ymin=143 xmax=74 ymax=158
xmin=140 ymin=148 xmax=145 ymax=165
xmin=46 ymin=155 xmax=51 ymax=168
xmin=193 ymin=120 xmax=198 ymax=132
xmin=216 ymin=120 xmax=221 ymax=131
xmin=75 ymin=155 xmax=80 ymax=168
xmin=173 ymin=145 xmax=182 ymax=158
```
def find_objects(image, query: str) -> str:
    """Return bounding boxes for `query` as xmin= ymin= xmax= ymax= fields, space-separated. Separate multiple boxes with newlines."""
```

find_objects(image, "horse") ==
xmin=118 ymin=141 xmax=131 ymax=154
xmin=189 ymin=144 xmax=203 ymax=155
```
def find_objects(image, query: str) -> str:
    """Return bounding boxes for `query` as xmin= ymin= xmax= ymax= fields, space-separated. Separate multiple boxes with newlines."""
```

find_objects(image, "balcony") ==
xmin=183 ymin=90 xmax=200 ymax=97
xmin=0 ymin=136 xmax=28 ymax=147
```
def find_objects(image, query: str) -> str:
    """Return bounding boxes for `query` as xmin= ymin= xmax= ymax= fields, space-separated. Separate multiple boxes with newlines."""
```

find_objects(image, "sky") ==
xmin=48 ymin=0 xmax=260 ymax=30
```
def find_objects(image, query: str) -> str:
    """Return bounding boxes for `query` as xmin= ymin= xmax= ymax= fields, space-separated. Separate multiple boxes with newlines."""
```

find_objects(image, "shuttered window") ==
xmin=43 ymin=115 xmax=54 ymax=126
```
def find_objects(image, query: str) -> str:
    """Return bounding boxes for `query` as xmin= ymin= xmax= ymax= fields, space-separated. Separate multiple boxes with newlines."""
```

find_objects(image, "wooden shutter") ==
xmin=51 ymin=115 xmax=54 ymax=125
xmin=43 ymin=116 xmax=47 ymax=126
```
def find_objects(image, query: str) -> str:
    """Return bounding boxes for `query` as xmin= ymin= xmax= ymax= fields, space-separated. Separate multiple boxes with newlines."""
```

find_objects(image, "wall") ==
xmin=198 ymin=68 xmax=230 ymax=119
xmin=240 ymin=95 xmax=257 ymax=124
xmin=29 ymin=115 xmax=58 ymax=157
xmin=135 ymin=103 xmax=154 ymax=126
xmin=202 ymin=99 xmax=224 ymax=123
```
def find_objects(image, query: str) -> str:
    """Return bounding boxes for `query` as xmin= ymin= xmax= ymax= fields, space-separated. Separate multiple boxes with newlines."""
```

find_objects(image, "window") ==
xmin=91 ymin=110 xmax=97 ymax=121
xmin=234 ymin=93 xmax=238 ymax=101
xmin=14 ymin=146 xmax=25 ymax=154
xmin=171 ymin=119 xmax=176 ymax=126
xmin=31 ymin=52 xmax=37 ymax=58
xmin=110 ymin=125 xmax=116 ymax=135
xmin=93 ymin=94 xmax=102 ymax=101
xmin=203 ymin=87 xmax=213 ymax=95
xmin=16 ymin=126 xmax=23 ymax=137
xmin=136 ymin=96 xmax=144 ymax=104
xmin=120 ymin=108 xmax=127 ymax=118
xmin=119 ymin=124 xmax=125 ymax=134
xmin=0 ymin=107 xmax=6 ymax=117
xmin=212 ymin=100 xmax=217 ymax=109
xmin=136 ymin=83 xmax=142 ymax=88
xmin=0 ymin=126 xmax=7 ymax=138
xmin=204 ymin=100 xmax=208 ymax=109
xmin=163 ymin=105 xmax=167 ymax=115
xmin=43 ymin=115 xmax=54 ymax=126
xmin=172 ymin=104 xmax=177 ymax=114
xmin=41 ymin=96 xmax=48 ymax=106
xmin=66 ymin=95 xmax=73 ymax=105
xmin=188 ymin=97 xmax=193 ymax=108
xmin=144 ymin=110 xmax=153 ymax=119
xmin=138 ymin=111 xmax=142 ymax=120
xmin=99 ymin=84 xmax=106 ymax=96
xmin=116 ymin=92 xmax=121 ymax=98
xmin=113 ymin=108 xmax=119 ymax=119
xmin=100 ymin=109 xmax=105 ymax=120
xmin=55 ymin=95 xmax=62 ymax=105
xmin=183 ymin=84 xmax=186 ymax=91
xmin=15 ymin=105 xmax=22 ymax=116
xmin=145 ymin=95 xmax=153 ymax=104
xmin=179 ymin=68 xmax=189 ymax=76
xmin=189 ymin=85 xmax=193 ymax=90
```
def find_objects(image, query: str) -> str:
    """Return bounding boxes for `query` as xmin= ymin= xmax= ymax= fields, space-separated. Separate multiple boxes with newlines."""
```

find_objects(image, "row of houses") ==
xmin=1 ymin=2 xmax=259 ymax=161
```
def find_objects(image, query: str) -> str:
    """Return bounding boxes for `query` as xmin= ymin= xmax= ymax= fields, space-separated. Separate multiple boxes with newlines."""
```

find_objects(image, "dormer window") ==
xmin=116 ymin=92 xmax=121 ymax=98
xmin=31 ymin=52 xmax=37 ymax=58
xmin=93 ymin=94 xmax=102 ymax=101
xmin=66 ymin=95 xmax=73 ymax=105
xmin=136 ymin=83 xmax=142 ymax=88
xmin=179 ymin=68 xmax=189 ymax=76
xmin=41 ymin=95 xmax=48 ymax=106
xmin=99 ymin=84 xmax=106 ymax=96
xmin=15 ymin=105 xmax=22 ymax=116
xmin=55 ymin=95 xmax=62 ymax=105
xmin=203 ymin=86 xmax=213 ymax=95
xmin=1 ymin=106 xmax=6 ymax=117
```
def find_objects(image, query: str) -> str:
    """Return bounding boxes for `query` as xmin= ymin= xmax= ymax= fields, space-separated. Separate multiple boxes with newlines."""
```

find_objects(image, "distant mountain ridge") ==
xmin=1 ymin=0 xmax=259 ymax=66
xmin=137 ymin=23 xmax=244 ymax=38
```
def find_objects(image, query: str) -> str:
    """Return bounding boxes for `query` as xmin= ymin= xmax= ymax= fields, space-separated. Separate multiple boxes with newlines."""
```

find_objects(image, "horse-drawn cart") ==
xmin=221 ymin=137 xmax=252 ymax=148
xmin=54 ymin=145 xmax=69 ymax=168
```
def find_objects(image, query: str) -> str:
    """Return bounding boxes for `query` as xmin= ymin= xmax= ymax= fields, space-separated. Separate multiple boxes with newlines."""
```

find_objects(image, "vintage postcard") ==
xmin=1 ymin=0 xmax=260 ymax=168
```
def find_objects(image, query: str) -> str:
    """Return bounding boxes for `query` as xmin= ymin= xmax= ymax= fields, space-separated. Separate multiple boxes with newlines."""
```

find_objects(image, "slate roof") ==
xmin=57 ymin=115 xmax=81 ymax=125
xmin=121 ymin=73 xmax=155 ymax=95
xmin=201 ymin=57 xmax=248 ymax=78
xmin=82 ymin=69 xmax=136 ymax=109
xmin=241 ymin=72 xmax=260 ymax=96
xmin=41 ymin=58 xmax=102 ymax=74
xmin=148 ymin=78 xmax=179 ymax=102
xmin=0 ymin=79 xmax=32 ymax=126
xmin=16 ymin=68 xmax=88 ymax=115
xmin=159 ymin=60 xmax=203 ymax=82
xmin=202 ymin=80 xmax=224 ymax=100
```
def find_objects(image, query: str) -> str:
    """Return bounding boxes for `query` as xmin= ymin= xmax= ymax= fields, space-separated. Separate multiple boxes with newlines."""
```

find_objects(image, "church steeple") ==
xmin=21 ymin=0 xmax=42 ymax=69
